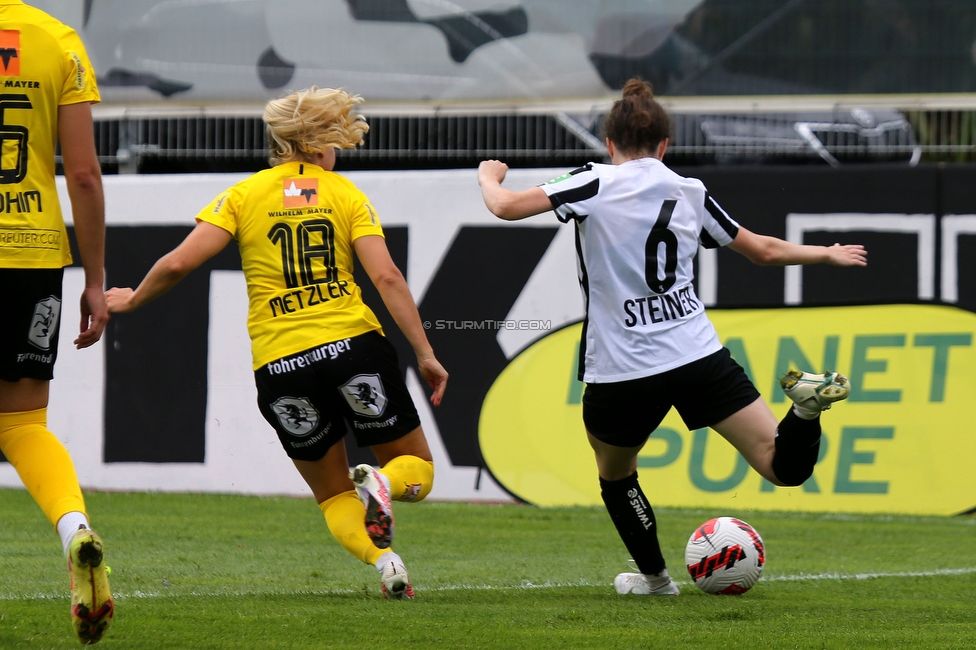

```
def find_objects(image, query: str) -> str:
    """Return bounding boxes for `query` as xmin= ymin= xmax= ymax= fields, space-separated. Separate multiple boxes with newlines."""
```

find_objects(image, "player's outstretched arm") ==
xmin=354 ymin=234 xmax=448 ymax=406
xmin=728 ymin=226 xmax=867 ymax=267
xmin=478 ymin=160 xmax=552 ymax=221
xmin=105 ymin=221 xmax=232 ymax=313
xmin=59 ymin=102 xmax=108 ymax=349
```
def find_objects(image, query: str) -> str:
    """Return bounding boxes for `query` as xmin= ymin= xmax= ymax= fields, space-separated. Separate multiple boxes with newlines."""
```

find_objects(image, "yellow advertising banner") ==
xmin=479 ymin=305 xmax=976 ymax=515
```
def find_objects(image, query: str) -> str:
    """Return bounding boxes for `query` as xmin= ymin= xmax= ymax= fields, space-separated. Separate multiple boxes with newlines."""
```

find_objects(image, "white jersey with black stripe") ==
xmin=540 ymin=158 xmax=740 ymax=383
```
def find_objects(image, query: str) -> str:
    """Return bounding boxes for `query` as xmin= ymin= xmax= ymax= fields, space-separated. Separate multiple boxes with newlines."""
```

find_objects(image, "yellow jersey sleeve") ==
xmin=350 ymin=191 xmax=385 ymax=241
xmin=195 ymin=185 xmax=243 ymax=237
xmin=59 ymin=31 xmax=99 ymax=105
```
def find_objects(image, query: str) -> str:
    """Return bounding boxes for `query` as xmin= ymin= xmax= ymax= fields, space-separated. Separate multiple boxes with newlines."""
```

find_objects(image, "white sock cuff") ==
xmin=645 ymin=568 xmax=672 ymax=589
xmin=56 ymin=511 xmax=89 ymax=556
xmin=792 ymin=404 xmax=821 ymax=420
xmin=374 ymin=551 xmax=401 ymax=572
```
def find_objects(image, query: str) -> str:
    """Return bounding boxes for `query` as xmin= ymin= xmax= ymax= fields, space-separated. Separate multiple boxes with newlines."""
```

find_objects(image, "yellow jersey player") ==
xmin=106 ymin=86 xmax=448 ymax=600
xmin=0 ymin=0 xmax=113 ymax=643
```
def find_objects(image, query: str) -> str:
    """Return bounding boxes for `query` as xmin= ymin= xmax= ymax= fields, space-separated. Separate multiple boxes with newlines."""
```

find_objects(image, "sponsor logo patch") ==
xmin=339 ymin=374 xmax=388 ymax=418
xmin=28 ymin=296 xmax=61 ymax=351
xmin=270 ymin=396 xmax=319 ymax=436
xmin=212 ymin=193 xmax=228 ymax=213
xmin=70 ymin=52 xmax=85 ymax=90
xmin=283 ymin=178 xmax=319 ymax=208
xmin=0 ymin=31 xmax=20 ymax=76
xmin=545 ymin=172 xmax=572 ymax=185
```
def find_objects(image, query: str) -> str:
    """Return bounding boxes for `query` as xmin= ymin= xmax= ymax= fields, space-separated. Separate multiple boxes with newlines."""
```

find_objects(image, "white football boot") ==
xmin=379 ymin=558 xmax=415 ymax=600
xmin=779 ymin=370 xmax=850 ymax=418
xmin=614 ymin=570 xmax=679 ymax=596
xmin=351 ymin=464 xmax=394 ymax=549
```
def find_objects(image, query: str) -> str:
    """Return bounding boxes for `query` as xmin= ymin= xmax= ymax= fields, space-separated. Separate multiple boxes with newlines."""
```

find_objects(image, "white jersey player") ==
xmin=478 ymin=78 xmax=867 ymax=597
xmin=541 ymin=158 xmax=739 ymax=382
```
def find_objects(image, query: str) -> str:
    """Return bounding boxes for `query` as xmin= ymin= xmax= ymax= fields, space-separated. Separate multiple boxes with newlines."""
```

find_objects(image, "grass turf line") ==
xmin=1 ymin=489 xmax=974 ymax=649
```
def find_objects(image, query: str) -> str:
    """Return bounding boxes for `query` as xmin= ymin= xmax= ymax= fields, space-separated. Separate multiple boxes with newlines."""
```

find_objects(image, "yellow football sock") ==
xmin=0 ymin=408 xmax=86 ymax=528
xmin=381 ymin=456 xmax=434 ymax=502
xmin=320 ymin=490 xmax=386 ymax=565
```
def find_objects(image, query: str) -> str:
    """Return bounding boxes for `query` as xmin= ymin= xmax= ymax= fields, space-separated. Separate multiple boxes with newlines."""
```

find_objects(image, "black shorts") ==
xmin=0 ymin=268 xmax=63 ymax=382
xmin=582 ymin=347 xmax=761 ymax=448
xmin=254 ymin=330 xmax=422 ymax=461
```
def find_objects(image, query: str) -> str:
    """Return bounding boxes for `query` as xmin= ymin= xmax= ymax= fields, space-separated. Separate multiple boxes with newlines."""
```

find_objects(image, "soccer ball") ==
xmin=685 ymin=517 xmax=765 ymax=595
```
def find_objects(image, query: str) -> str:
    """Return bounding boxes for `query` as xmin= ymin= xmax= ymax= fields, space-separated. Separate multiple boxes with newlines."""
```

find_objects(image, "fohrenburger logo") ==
xmin=283 ymin=178 xmax=318 ymax=208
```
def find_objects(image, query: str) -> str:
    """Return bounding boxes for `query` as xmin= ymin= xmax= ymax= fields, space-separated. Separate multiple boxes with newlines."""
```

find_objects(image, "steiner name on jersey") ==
xmin=622 ymin=285 xmax=701 ymax=328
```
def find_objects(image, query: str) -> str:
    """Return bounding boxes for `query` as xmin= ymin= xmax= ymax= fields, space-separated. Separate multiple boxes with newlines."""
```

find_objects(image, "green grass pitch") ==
xmin=1 ymin=488 xmax=974 ymax=649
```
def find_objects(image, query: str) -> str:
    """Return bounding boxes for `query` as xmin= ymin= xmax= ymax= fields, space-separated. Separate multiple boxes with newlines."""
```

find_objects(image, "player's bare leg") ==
xmin=710 ymin=397 xmax=780 ymax=484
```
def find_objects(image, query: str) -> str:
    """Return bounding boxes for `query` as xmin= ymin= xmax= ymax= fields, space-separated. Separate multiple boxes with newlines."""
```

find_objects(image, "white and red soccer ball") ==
xmin=685 ymin=517 xmax=765 ymax=595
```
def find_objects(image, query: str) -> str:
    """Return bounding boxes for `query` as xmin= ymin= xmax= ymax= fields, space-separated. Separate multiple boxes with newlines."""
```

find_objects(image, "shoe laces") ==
xmin=382 ymin=561 xmax=407 ymax=581
xmin=624 ymin=559 xmax=670 ymax=588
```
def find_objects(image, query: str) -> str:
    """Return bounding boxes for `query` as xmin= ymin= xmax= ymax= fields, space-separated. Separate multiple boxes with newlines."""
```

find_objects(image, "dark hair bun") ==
xmin=622 ymin=78 xmax=653 ymax=99
xmin=603 ymin=76 xmax=669 ymax=155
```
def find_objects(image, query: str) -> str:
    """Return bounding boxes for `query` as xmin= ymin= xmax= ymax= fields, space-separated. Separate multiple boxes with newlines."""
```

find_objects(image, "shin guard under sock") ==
xmin=772 ymin=408 xmax=822 ymax=487
xmin=0 ymin=409 xmax=86 ymax=528
xmin=320 ymin=490 xmax=385 ymax=565
xmin=600 ymin=472 xmax=666 ymax=576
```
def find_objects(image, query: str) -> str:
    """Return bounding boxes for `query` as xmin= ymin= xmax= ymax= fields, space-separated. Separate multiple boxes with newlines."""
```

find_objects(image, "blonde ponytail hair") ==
xmin=264 ymin=86 xmax=369 ymax=165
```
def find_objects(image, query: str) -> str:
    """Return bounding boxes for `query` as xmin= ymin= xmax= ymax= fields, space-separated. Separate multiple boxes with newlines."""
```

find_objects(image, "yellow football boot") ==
xmin=68 ymin=527 xmax=114 ymax=644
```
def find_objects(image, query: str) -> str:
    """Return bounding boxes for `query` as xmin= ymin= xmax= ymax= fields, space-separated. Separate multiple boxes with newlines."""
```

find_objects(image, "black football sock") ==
xmin=600 ymin=472 xmax=666 ymax=575
xmin=771 ymin=408 xmax=822 ymax=486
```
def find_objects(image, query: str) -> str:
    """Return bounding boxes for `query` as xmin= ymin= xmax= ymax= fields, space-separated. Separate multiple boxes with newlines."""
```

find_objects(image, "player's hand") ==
xmin=825 ymin=243 xmax=868 ymax=267
xmin=105 ymin=287 xmax=137 ymax=314
xmin=478 ymin=160 xmax=509 ymax=186
xmin=417 ymin=355 xmax=448 ymax=406
xmin=75 ymin=285 xmax=109 ymax=349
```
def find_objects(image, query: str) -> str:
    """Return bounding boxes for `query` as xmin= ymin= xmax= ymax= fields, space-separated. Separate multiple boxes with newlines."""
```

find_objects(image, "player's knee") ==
xmin=402 ymin=458 xmax=434 ymax=502
xmin=383 ymin=456 xmax=434 ymax=502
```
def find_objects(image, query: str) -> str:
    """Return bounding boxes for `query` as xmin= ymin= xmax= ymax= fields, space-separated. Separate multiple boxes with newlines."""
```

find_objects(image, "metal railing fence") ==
xmin=65 ymin=100 xmax=976 ymax=172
